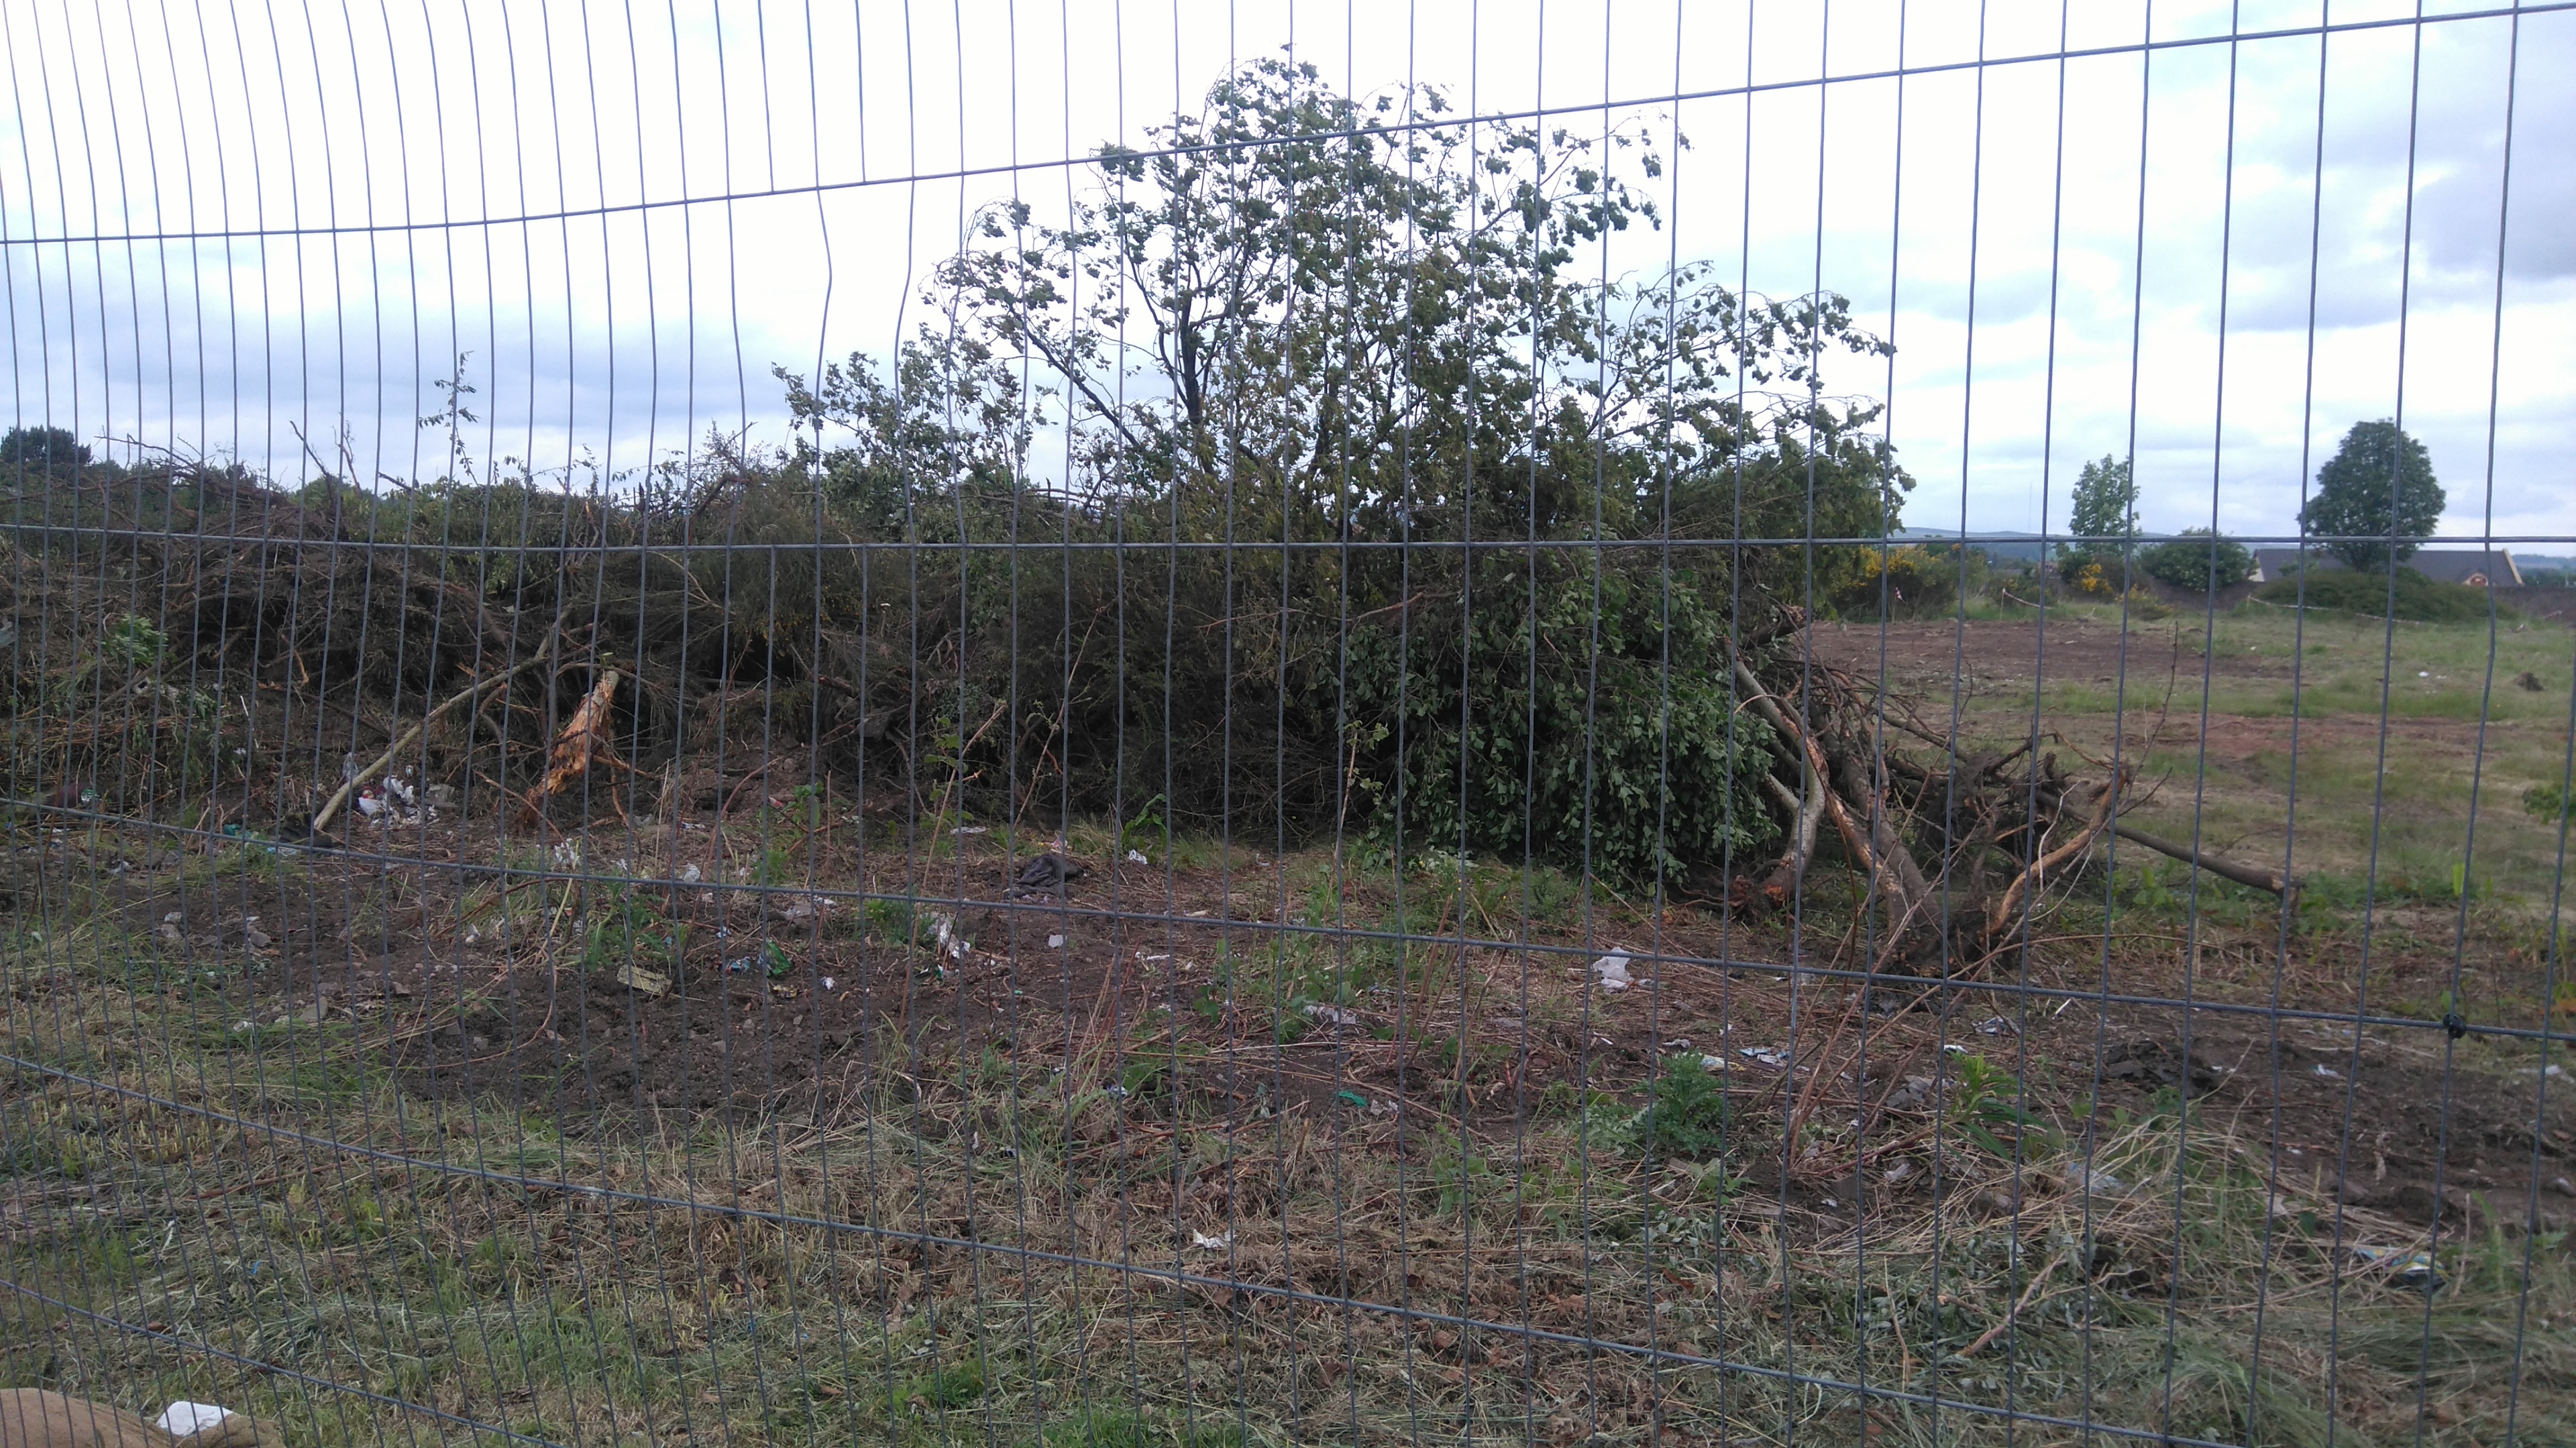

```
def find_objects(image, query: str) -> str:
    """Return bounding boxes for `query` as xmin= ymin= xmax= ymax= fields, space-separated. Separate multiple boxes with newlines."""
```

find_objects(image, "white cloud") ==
xmin=1 ymin=0 xmax=2567 ymax=541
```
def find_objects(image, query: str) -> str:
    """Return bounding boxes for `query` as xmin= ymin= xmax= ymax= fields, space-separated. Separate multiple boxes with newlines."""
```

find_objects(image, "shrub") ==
xmin=2139 ymin=529 xmax=2254 ymax=590
xmin=2253 ymin=566 xmax=2510 ymax=624
xmin=2063 ymin=557 xmax=2122 ymax=598
xmin=1831 ymin=544 xmax=1964 ymax=618
xmin=2528 ymin=783 xmax=2569 ymax=827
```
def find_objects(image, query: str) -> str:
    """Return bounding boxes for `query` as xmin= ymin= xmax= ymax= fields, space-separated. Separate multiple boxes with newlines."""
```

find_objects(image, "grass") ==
xmin=1954 ymin=605 xmax=2574 ymax=912
xmin=6 ymin=604 xmax=2573 ymax=1445
xmin=7 ymin=850 xmax=2571 ymax=1448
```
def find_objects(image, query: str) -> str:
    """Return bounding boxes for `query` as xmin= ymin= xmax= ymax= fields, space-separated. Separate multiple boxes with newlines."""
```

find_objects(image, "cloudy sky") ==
xmin=3 ymin=0 xmax=2569 ymax=543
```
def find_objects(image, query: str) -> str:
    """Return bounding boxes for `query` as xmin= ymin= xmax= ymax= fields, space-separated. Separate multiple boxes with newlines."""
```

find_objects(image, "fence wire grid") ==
xmin=2 ymin=3 xmax=2572 ymax=1446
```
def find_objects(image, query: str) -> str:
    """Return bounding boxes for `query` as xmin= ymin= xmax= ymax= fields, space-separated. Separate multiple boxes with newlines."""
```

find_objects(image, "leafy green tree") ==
xmin=0 ymin=425 xmax=90 ymax=480
xmin=2139 ymin=528 xmax=2254 ymax=590
xmin=2300 ymin=419 xmax=2443 ymax=571
xmin=780 ymin=58 xmax=1913 ymax=881
xmin=2061 ymin=455 xmax=2138 ymax=573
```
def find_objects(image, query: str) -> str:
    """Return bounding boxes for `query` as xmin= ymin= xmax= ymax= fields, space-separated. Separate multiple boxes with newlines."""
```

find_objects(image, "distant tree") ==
xmin=2139 ymin=528 xmax=2254 ymax=590
xmin=2061 ymin=455 xmax=2138 ymax=570
xmin=2300 ymin=419 xmax=2443 ymax=571
xmin=0 ymin=425 xmax=91 ymax=479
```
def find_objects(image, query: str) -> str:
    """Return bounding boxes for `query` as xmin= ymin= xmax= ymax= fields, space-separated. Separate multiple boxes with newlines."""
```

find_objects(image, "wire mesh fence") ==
xmin=3 ymin=3 xmax=2572 ymax=1445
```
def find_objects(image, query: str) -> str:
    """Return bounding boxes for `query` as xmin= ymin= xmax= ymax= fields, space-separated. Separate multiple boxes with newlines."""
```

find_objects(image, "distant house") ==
xmin=2249 ymin=548 xmax=2522 ymax=588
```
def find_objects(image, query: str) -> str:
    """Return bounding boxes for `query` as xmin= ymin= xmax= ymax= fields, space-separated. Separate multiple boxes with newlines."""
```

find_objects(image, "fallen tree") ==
xmin=1715 ymin=606 xmax=2294 ymax=977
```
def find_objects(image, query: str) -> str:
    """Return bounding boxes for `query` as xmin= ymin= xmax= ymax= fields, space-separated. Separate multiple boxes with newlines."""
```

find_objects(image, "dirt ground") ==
xmin=17 ymin=610 xmax=2558 ymax=1250
xmin=11 ymin=610 xmax=2574 ymax=1448
xmin=60 ymin=785 xmax=2571 ymax=1250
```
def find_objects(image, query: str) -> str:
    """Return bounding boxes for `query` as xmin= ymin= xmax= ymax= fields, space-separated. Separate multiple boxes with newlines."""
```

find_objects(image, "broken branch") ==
xmin=311 ymin=650 xmax=551 ymax=834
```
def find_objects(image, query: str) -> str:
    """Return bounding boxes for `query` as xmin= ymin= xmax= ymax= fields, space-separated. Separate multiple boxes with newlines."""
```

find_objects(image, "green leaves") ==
xmin=2524 ymin=783 xmax=2568 ymax=828
xmin=2300 ymin=419 xmax=2445 ymax=571
xmin=751 ymin=61 xmax=1898 ymax=876
xmin=1345 ymin=555 xmax=1782 ymax=885
xmin=1635 ymin=1054 xmax=1731 ymax=1162
xmin=2062 ymin=455 xmax=2140 ymax=577
xmin=1947 ymin=1052 xmax=2051 ymax=1160
xmin=2139 ymin=529 xmax=2255 ymax=591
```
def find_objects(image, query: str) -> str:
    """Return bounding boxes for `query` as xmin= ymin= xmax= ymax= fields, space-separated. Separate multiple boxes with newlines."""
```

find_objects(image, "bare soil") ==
xmin=38 ymin=796 xmax=2567 ymax=1250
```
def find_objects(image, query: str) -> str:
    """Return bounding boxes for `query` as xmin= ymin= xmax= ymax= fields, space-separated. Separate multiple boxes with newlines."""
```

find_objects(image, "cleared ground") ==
xmin=5 ymin=600 xmax=2573 ymax=1447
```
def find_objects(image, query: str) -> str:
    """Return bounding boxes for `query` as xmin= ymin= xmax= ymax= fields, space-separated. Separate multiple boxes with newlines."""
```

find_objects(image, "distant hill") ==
xmin=1888 ymin=528 xmax=2057 ymax=562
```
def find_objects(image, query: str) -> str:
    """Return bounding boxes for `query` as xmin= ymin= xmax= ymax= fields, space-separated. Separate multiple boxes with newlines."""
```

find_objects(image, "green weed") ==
xmin=1633 ymin=1053 xmax=1731 ymax=1162
xmin=1947 ymin=1052 xmax=2049 ymax=1160
xmin=580 ymin=883 xmax=688 ymax=972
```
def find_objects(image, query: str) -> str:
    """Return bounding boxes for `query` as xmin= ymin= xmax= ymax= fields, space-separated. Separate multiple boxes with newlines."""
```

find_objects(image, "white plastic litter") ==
xmin=2313 ymin=1064 xmax=2342 ymax=1078
xmin=1127 ymin=849 xmax=1150 ymax=865
xmin=157 ymin=1402 xmax=237 ymax=1437
xmin=1591 ymin=954 xmax=1633 ymax=991
xmin=1047 ymin=934 xmax=1066 ymax=948
xmin=821 ymin=977 xmax=837 ymax=991
xmin=2076 ymin=1166 xmax=2129 ymax=1196
xmin=1191 ymin=1230 xmax=1233 ymax=1250
xmin=1737 ymin=1045 xmax=1789 ymax=1068
xmin=680 ymin=863 xmax=703 ymax=883
xmin=1305 ymin=1002 xmax=1362 ymax=1027
xmin=925 ymin=911 xmax=971 ymax=960
xmin=1698 ymin=1054 xmax=1728 ymax=1074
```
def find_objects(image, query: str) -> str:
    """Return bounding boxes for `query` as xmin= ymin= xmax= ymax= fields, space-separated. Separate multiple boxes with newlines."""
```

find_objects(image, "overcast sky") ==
xmin=3 ymin=0 xmax=2569 ymax=543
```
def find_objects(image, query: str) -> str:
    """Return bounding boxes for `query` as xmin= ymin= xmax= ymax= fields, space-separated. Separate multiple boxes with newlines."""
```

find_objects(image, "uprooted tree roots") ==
xmin=1722 ymin=610 xmax=2286 ymax=981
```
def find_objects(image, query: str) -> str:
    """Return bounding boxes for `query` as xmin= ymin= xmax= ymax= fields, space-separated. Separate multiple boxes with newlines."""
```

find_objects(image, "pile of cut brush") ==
xmin=2 ymin=453 xmax=847 ymax=832
xmin=1721 ymin=607 xmax=2286 ymax=981
xmin=3 ymin=463 xmax=2283 ymax=983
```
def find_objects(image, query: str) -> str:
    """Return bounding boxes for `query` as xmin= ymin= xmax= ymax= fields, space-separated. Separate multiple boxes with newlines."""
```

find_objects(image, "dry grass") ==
xmin=5 ymin=828 xmax=2571 ymax=1448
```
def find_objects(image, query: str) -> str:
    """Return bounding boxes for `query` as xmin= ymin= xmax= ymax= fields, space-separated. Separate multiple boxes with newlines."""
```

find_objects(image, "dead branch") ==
xmin=2110 ymin=818 xmax=2294 ymax=896
xmin=2027 ymin=780 xmax=2293 ymax=895
xmin=312 ymin=653 xmax=550 ymax=834
xmin=518 ymin=667 xmax=631 ymax=826
xmin=1984 ymin=772 xmax=2122 ymax=943
xmin=1758 ymin=766 xmax=1827 ymax=910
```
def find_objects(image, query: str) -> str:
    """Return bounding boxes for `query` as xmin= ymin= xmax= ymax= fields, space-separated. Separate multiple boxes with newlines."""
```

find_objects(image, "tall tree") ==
xmin=2300 ymin=419 xmax=2443 ymax=571
xmin=780 ymin=58 xmax=1915 ymax=881
xmin=0 ymin=425 xmax=90 ymax=480
xmin=2061 ymin=455 xmax=2139 ymax=578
